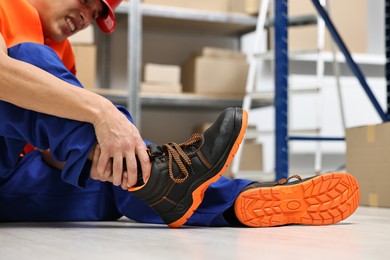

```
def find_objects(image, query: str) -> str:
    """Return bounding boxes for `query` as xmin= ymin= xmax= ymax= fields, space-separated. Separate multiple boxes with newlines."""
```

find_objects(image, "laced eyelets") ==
xmin=161 ymin=134 xmax=202 ymax=184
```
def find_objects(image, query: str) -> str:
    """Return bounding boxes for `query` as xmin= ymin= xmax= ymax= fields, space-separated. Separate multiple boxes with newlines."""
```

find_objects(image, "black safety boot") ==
xmin=234 ymin=172 xmax=360 ymax=227
xmin=129 ymin=107 xmax=248 ymax=228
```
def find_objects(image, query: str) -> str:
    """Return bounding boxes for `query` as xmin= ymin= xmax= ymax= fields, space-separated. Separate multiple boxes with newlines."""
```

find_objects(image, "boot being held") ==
xmin=129 ymin=107 xmax=248 ymax=228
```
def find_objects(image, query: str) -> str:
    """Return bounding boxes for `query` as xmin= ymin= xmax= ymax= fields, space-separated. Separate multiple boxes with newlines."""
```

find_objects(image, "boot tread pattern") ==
xmin=235 ymin=173 xmax=360 ymax=227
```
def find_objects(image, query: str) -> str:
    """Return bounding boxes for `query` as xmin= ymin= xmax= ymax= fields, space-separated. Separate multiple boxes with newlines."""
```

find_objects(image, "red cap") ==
xmin=95 ymin=0 xmax=122 ymax=34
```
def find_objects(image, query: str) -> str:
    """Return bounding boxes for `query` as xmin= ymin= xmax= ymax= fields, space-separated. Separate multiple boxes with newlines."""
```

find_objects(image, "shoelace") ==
xmin=243 ymin=175 xmax=304 ymax=190
xmin=276 ymin=174 xmax=302 ymax=185
xmin=161 ymin=133 xmax=202 ymax=184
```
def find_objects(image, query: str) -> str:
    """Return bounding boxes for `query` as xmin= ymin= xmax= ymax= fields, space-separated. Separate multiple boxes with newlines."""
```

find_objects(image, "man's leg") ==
xmin=0 ymin=148 xmax=250 ymax=224
xmin=0 ymin=150 xmax=121 ymax=221
xmin=0 ymin=100 xmax=96 ymax=188
xmin=114 ymin=176 xmax=252 ymax=226
xmin=1 ymin=42 xmax=137 ymax=188
xmin=0 ymin=42 xmax=135 ymax=219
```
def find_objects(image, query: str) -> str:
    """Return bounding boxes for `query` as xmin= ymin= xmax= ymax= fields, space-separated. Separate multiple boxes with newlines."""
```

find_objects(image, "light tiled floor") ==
xmin=0 ymin=206 xmax=389 ymax=260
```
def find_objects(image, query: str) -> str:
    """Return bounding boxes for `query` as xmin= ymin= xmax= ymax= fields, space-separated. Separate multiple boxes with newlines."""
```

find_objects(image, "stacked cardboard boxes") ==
xmin=69 ymin=26 xmax=97 ymax=90
xmin=346 ymin=123 xmax=390 ymax=208
xmin=141 ymin=63 xmax=182 ymax=93
xmin=269 ymin=0 xmax=367 ymax=53
xmin=182 ymin=47 xmax=249 ymax=95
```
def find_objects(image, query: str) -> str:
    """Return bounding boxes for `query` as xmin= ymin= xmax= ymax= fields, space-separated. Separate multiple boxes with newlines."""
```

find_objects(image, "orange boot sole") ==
xmin=234 ymin=172 xmax=360 ymax=227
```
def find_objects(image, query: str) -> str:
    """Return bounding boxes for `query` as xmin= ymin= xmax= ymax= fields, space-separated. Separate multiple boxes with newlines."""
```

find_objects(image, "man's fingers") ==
xmin=96 ymin=148 xmax=110 ymax=177
xmin=90 ymin=144 xmax=100 ymax=180
xmin=136 ymin=145 xmax=151 ymax=184
xmin=121 ymin=170 xmax=137 ymax=189
xmin=121 ymin=171 xmax=128 ymax=190
xmin=103 ymin=159 xmax=113 ymax=182
xmin=112 ymin=153 xmax=123 ymax=186
xmin=125 ymin=153 xmax=138 ymax=188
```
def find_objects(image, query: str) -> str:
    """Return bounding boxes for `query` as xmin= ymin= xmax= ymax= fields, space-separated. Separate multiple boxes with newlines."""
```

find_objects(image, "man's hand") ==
xmin=90 ymin=106 xmax=151 ymax=190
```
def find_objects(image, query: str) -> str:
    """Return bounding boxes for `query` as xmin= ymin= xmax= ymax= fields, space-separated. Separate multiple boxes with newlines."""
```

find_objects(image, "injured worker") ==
xmin=0 ymin=0 xmax=360 ymax=227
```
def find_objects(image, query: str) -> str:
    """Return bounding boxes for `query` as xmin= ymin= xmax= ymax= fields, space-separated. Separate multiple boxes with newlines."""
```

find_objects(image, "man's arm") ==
xmin=0 ymin=34 xmax=107 ymax=124
xmin=0 ymin=33 xmax=151 ymax=188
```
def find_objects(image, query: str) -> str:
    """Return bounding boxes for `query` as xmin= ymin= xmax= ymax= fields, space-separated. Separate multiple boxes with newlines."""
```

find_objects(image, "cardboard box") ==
xmin=143 ymin=63 xmax=181 ymax=84
xmin=199 ymin=47 xmax=247 ymax=60
xmin=140 ymin=82 xmax=182 ymax=93
xmin=229 ymin=0 xmax=260 ymax=15
xmin=182 ymin=56 xmax=248 ymax=95
xmin=72 ymin=44 xmax=97 ymax=90
xmin=224 ymin=141 xmax=263 ymax=178
xmin=346 ymin=123 xmax=390 ymax=207
xmin=269 ymin=0 xmax=367 ymax=53
xmin=143 ymin=0 xmax=229 ymax=12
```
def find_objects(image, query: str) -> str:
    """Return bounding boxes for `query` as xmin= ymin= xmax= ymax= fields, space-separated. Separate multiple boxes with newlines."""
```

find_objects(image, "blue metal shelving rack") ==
xmin=386 ymin=0 xmax=390 ymax=117
xmin=274 ymin=0 xmax=389 ymax=180
xmin=274 ymin=0 xmax=289 ymax=181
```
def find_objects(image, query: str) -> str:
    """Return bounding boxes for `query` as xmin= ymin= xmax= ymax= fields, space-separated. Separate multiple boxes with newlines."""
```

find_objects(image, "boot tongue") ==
xmin=182 ymin=145 xmax=197 ymax=154
xmin=149 ymin=144 xmax=163 ymax=156
xmin=131 ymin=146 xmax=161 ymax=188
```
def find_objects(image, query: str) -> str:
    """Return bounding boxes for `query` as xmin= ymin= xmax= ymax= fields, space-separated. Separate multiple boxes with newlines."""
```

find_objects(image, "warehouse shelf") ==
xmin=117 ymin=3 xmax=318 ymax=35
xmin=290 ymin=51 xmax=385 ymax=65
xmin=93 ymin=88 xmax=272 ymax=109
xmin=117 ymin=3 xmax=257 ymax=35
xmin=97 ymin=0 xmax=266 ymax=125
xmin=102 ymin=2 xmax=321 ymax=122
xmin=265 ymin=14 xmax=317 ymax=28
xmin=269 ymin=0 xmax=387 ymax=179
xmin=255 ymin=49 xmax=385 ymax=65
